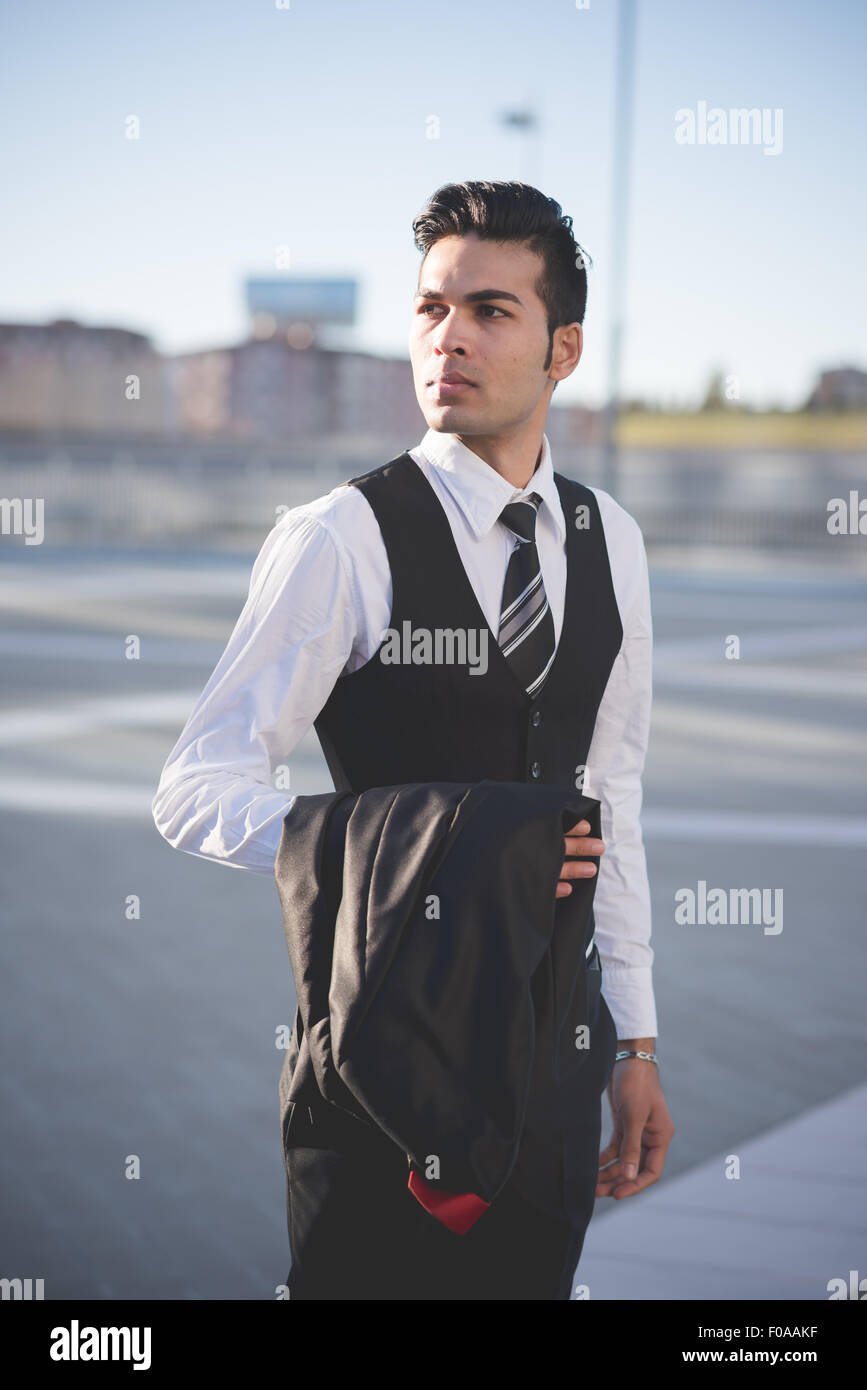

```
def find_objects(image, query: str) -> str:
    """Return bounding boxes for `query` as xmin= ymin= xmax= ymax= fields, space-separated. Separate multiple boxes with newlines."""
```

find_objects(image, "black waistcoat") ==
xmin=315 ymin=450 xmax=623 ymax=793
xmin=305 ymin=449 xmax=624 ymax=1214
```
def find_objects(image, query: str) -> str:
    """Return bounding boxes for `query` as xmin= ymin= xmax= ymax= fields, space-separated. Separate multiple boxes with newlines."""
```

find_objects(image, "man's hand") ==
xmin=597 ymin=1046 xmax=674 ymax=1199
xmin=557 ymin=818 xmax=604 ymax=898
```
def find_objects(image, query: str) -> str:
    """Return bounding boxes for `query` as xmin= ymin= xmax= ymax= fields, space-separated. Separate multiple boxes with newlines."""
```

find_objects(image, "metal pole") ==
xmin=602 ymin=0 xmax=637 ymax=500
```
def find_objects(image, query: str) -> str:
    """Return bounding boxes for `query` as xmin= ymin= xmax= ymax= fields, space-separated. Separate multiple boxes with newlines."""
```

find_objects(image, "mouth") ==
xmin=428 ymin=375 xmax=476 ymax=397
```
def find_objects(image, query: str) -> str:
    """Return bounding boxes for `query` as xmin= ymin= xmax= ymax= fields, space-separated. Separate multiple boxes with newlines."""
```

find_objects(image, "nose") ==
xmin=431 ymin=307 xmax=467 ymax=358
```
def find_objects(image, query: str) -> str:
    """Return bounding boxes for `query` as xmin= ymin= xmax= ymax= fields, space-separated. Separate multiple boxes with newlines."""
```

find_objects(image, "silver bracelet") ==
xmin=614 ymin=1049 xmax=658 ymax=1065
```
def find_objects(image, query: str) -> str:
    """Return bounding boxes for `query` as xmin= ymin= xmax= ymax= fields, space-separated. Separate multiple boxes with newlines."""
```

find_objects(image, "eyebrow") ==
xmin=414 ymin=287 xmax=524 ymax=307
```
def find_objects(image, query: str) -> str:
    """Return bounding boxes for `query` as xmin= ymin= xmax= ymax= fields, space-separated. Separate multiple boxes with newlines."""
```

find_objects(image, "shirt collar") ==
xmin=413 ymin=428 xmax=566 ymax=544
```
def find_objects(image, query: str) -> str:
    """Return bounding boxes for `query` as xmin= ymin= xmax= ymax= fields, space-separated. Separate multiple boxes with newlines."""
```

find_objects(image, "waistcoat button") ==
xmin=531 ymin=710 xmax=542 ymax=727
xmin=530 ymin=760 xmax=541 ymax=778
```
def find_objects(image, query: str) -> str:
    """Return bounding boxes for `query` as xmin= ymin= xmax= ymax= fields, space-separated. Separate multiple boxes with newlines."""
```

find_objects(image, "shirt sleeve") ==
xmin=151 ymin=508 xmax=358 ymax=874
xmin=584 ymin=501 xmax=658 ymax=1040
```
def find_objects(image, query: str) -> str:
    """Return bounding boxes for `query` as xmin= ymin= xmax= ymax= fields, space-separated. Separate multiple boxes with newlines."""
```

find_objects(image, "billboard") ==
xmin=245 ymin=278 xmax=357 ymax=326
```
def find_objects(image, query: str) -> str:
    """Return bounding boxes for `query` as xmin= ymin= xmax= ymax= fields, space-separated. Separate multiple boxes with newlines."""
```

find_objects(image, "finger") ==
xmin=598 ymin=1153 xmax=630 ymax=1176
xmin=558 ymin=856 xmax=600 ymax=878
xmin=560 ymin=859 xmax=600 ymax=879
xmin=632 ymin=1136 xmax=670 ymax=1184
xmin=598 ymin=1140 xmax=621 ymax=1168
xmin=564 ymin=836 xmax=605 ymax=856
xmin=555 ymin=870 xmax=595 ymax=897
xmin=611 ymin=1169 xmax=653 ymax=1199
xmin=607 ymin=1137 xmax=670 ymax=1198
xmin=617 ymin=1124 xmax=646 ymax=1183
xmin=598 ymin=1165 xmax=644 ymax=1199
xmin=596 ymin=1178 xmax=629 ymax=1198
xmin=565 ymin=820 xmax=591 ymax=836
xmin=596 ymin=1159 xmax=635 ymax=1196
xmin=598 ymin=1119 xmax=623 ymax=1166
xmin=595 ymin=1158 xmax=633 ymax=1193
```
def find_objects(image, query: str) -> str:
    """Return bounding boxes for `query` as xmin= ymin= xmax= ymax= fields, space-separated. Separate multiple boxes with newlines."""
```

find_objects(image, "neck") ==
xmin=455 ymin=423 xmax=545 ymax=490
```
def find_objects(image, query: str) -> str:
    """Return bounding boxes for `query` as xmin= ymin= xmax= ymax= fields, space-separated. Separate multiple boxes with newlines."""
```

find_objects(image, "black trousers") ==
xmin=284 ymin=959 xmax=617 ymax=1301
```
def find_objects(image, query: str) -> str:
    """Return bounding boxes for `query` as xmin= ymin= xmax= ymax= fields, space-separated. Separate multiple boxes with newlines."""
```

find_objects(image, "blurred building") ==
xmin=168 ymin=338 xmax=424 ymax=442
xmin=806 ymin=366 xmax=867 ymax=411
xmin=0 ymin=309 xmax=601 ymax=448
xmin=0 ymin=320 xmax=170 ymax=437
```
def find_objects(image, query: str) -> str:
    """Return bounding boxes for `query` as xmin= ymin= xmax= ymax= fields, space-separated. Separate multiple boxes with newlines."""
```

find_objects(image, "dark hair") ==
xmin=411 ymin=180 xmax=591 ymax=373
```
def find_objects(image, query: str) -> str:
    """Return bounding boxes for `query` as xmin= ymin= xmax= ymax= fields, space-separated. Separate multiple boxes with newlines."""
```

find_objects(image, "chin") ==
xmin=423 ymin=404 xmax=484 ymax=433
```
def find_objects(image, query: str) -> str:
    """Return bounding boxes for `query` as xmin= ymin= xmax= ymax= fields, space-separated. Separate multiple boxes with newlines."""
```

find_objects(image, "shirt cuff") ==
xmin=599 ymin=965 xmax=658 ymax=1041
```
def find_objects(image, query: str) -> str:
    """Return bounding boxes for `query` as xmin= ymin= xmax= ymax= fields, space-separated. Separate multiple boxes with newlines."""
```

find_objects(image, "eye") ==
xmin=418 ymin=303 xmax=443 ymax=316
xmin=478 ymin=304 xmax=508 ymax=317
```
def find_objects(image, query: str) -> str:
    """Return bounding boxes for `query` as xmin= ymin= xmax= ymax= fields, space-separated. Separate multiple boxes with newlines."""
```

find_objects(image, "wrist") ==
xmin=613 ymin=1038 xmax=658 ymax=1067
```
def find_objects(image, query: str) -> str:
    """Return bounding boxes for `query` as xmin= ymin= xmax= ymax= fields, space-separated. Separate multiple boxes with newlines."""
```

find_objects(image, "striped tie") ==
xmin=496 ymin=493 xmax=557 ymax=698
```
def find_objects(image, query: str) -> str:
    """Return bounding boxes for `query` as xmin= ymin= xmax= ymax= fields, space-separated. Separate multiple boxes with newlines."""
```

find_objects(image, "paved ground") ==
xmin=579 ymin=1081 xmax=867 ymax=1300
xmin=0 ymin=542 xmax=865 ymax=1299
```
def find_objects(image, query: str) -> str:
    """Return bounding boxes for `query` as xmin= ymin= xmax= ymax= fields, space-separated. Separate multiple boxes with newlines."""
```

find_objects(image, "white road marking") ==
xmin=0 ymin=566 xmax=249 ymax=603
xmin=0 ymin=778 xmax=157 ymax=815
xmin=0 ymin=692 xmax=200 ymax=745
xmin=653 ymin=664 xmax=867 ymax=699
xmin=654 ymin=624 xmax=867 ymax=663
xmin=0 ymin=776 xmax=864 ymax=843
xmin=0 ymin=632 xmax=223 ymax=664
xmin=641 ymin=808 xmax=867 ymax=845
xmin=649 ymin=701 xmax=867 ymax=754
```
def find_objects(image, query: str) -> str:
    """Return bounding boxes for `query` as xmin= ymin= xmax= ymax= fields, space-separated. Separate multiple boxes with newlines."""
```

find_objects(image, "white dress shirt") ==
xmin=152 ymin=427 xmax=657 ymax=1040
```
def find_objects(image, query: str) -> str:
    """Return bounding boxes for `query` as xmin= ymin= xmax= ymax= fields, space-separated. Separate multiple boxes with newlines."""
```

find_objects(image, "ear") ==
xmin=549 ymin=322 xmax=583 ymax=384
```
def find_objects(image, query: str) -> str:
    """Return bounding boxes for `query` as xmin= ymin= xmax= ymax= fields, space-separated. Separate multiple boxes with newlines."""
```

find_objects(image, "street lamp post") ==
xmin=602 ymin=0 xmax=637 ymax=500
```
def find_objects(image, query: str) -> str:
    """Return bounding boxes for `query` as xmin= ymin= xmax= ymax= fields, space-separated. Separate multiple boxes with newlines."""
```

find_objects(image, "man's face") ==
xmin=408 ymin=232 xmax=562 ymax=436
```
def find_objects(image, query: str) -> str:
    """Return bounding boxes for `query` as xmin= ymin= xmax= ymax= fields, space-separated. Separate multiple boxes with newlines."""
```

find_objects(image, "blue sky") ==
xmin=2 ymin=0 xmax=865 ymax=408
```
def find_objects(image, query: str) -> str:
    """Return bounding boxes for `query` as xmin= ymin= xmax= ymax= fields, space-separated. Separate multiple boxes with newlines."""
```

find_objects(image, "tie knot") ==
xmin=499 ymin=493 xmax=541 ymax=544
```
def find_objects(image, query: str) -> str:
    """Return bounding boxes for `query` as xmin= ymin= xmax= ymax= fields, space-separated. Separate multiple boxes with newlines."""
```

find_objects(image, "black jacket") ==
xmin=274 ymin=778 xmax=602 ymax=1206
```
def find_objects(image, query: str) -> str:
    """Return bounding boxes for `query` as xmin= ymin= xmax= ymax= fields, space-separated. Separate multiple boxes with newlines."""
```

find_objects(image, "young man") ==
xmin=152 ymin=179 xmax=673 ymax=1300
